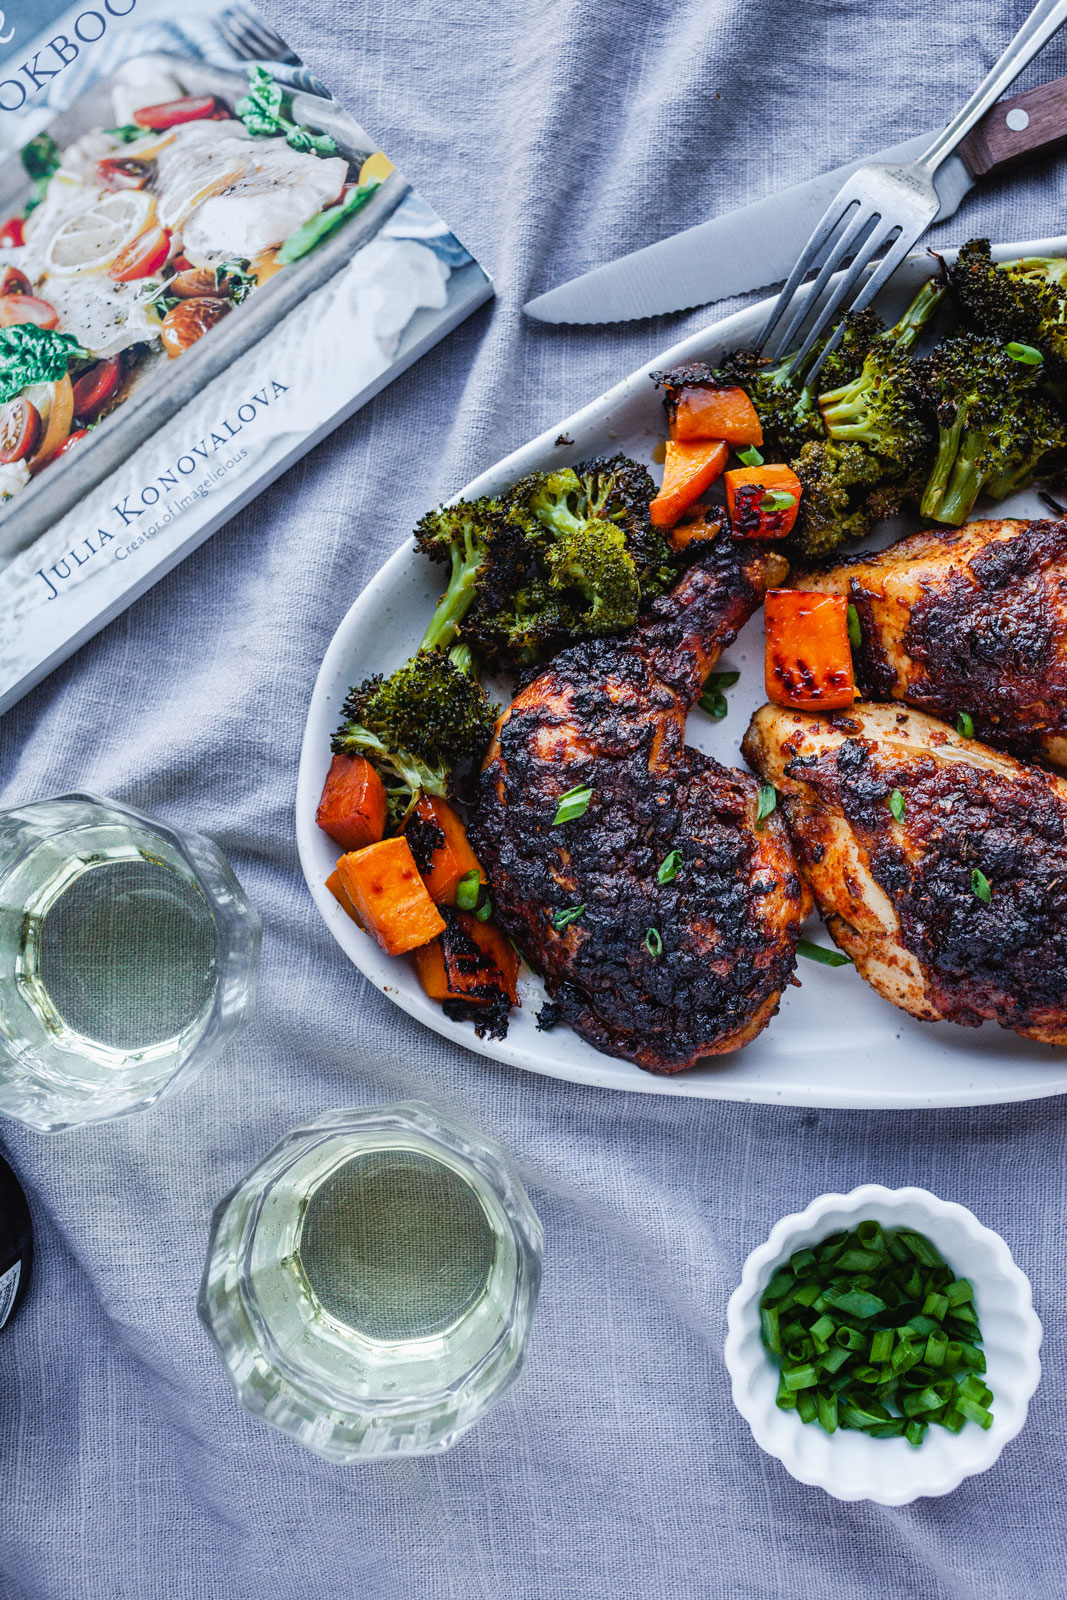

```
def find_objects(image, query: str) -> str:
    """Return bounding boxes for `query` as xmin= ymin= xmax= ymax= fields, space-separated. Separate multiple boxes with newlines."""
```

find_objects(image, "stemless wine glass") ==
xmin=199 ymin=1102 xmax=543 ymax=1461
xmin=0 ymin=793 xmax=260 ymax=1132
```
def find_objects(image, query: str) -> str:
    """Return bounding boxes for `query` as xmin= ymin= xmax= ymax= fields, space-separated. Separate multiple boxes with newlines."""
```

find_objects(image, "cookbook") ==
xmin=0 ymin=0 xmax=492 ymax=716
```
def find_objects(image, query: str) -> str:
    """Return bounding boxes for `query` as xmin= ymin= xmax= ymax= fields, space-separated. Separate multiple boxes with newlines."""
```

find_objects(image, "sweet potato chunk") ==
xmin=316 ymin=754 xmax=387 ymax=852
xmin=672 ymin=385 xmax=762 ymax=445
xmin=724 ymin=464 xmax=802 ymax=539
xmin=650 ymin=438 xmax=729 ymax=528
xmin=336 ymin=837 xmax=445 ymax=956
xmin=413 ymin=908 xmax=519 ymax=1006
xmin=668 ymin=503 xmax=727 ymax=552
xmin=325 ymin=868 xmax=364 ymax=929
xmin=764 ymin=589 xmax=855 ymax=710
xmin=402 ymin=795 xmax=485 ymax=904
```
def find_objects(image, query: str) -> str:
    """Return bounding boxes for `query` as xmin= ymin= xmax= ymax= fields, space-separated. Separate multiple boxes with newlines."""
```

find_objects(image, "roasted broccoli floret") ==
xmin=816 ymin=281 xmax=943 ymax=471
xmin=331 ymin=643 xmax=494 ymax=824
xmin=331 ymin=563 xmax=499 ymax=838
xmin=913 ymin=333 xmax=1065 ymax=525
xmin=717 ymin=308 xmax=884 ymax=459
xmin=791 ymin=439 xmax=909 ymax=559
xmin=413 ymin=496 xmax=531 ymax=643
xmin=458 ymin=456 xmax=673 ymax=670
xmin=510 ymin=455 xmax=674 ymax=595
xmin=949 ymin=238 xmax=1067 ymax=377
xmin=462 ymin=574 xmax=580 ymax=667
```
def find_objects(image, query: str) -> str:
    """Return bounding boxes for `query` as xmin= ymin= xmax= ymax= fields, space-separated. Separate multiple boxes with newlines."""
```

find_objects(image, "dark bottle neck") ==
xmin=0 ymin=1150 xmax=33 ymax=1333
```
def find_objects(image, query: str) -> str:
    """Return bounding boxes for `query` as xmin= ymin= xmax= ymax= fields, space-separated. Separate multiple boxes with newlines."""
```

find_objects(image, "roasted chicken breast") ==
xmin=798 ymin=518 xmax=1067 ymax=767
xmin=469 ymin=539 xmax=810 ymax=1074
xmin=743 ymin=700 xmax=1067 ymax=1045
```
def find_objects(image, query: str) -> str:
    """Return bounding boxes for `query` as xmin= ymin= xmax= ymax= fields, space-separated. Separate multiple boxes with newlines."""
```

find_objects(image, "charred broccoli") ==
xmin=413 ymin=496 xmax=530 ymax=643
xmin=816 ymin=279 xmax=942 ymax=470
xmin=791 ymin=439 xmax=915 ymax=560
xmin=460 ymin=456 xmax=675 ymax=669
xmin=949 ymin=238 xmax=1067 ymax=378
xmin=717 ymin=308 xmax=885 ymax=459
xmin=913 ymin=333 xmax=1067 ymax=525
xmin=332 ymin=644 xmax=495 ymax=824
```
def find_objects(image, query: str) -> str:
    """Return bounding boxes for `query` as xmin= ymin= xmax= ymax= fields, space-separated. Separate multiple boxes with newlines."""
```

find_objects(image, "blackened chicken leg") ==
xmin=469 ymin=539 xmax=808 ymax=1073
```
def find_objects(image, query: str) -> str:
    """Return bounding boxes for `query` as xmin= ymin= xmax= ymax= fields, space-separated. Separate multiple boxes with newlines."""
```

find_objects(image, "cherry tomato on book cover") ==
xmin=132 ymin=95 xmax=226 ymax=130
xmin=0 ymin=266 xmax=30 ymax=297
xmin=0 ymin=294 xmax=57 ymax=329
xmin=54 ymin=428 xmax=88 ymax=459
xmin=72 ymin=356 xmax=123 ymax=425
xmin=27 ymin=376 xmax=74 ymax=473
xmin=0 ymin=397 xmax=41 ymax=463
xmin=0 ymin=217 xmax=24 ymax=248
xmin=109 ymin=225 xmax=171 ymax=282
xmin=160 ymin=296 xmax=229 ymax=357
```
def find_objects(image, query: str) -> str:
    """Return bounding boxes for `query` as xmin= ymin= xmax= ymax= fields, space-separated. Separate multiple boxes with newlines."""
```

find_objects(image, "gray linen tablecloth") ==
xmin=4 ymin=1 xmax=1067 ymax=1594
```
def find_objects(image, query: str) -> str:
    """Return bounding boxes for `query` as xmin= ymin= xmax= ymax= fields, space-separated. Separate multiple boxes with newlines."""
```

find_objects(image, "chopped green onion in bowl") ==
xmin=759 ymin=1221 xmax=992 ymax=1445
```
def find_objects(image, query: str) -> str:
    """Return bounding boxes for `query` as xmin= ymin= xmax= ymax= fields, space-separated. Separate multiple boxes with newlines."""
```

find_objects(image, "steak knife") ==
xmin=524 ymin=76 xmax=1067 ymax=324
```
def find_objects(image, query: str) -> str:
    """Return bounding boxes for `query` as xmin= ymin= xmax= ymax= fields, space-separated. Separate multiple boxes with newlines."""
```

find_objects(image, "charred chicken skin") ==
xmin=798 ymin=518 xmax=1067 ymax=767
xmin=469 ymin=539 xmax=809 ymax=1073
xmin=743 ymin=700 xmax=1067 ymax=1045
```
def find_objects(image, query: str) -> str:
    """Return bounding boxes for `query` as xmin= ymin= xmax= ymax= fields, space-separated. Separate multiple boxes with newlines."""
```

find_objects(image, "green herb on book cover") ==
xmin=236 ymin=66 xmax=339 ymax=156
xmin=0 ymin=326 xmax=86 ymax=405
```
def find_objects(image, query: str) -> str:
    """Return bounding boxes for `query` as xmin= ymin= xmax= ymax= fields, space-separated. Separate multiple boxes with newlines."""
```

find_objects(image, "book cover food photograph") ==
xmin=4 ymin=0 xmax=1067 ymax=1596
xmin=0 ymin=0 xmax=490 ymax=714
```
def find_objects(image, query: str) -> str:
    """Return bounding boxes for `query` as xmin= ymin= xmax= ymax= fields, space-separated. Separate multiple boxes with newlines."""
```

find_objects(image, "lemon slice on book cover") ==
xmin=41 ymin=191 xmax=156 ymax=276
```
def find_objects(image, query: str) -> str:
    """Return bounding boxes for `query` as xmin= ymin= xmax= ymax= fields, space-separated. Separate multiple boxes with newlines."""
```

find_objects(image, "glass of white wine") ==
xmin=0 ymin=793 xmax=260 ymax=1132
xmin=199 ymin=1102 xmax=543 ymax=1461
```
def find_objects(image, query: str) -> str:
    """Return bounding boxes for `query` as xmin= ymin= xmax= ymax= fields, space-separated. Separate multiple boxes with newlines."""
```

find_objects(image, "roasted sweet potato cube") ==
xmin=724 ymin=464 xmax=802 ymax=539
xmin=650 ymin=438 xmax=729 ymax=528
xmin=316 ymin=754 xmax=387 ymax=852
xmin=412 ymin=909 xmax=519 ymax=1007
xmin=335 ymin=837 xmax=445 ymax=956
xmin=402 ymin=795 xmax=485 ymax=904
xmin=764 ymin=589 xmax=855 ymax=710
xmin=672 ymin=385 xmax=763 ymax=445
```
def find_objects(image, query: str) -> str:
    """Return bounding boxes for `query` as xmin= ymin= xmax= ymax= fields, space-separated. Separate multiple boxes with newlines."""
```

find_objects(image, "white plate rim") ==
xmin=297 ymin=234 xmax=1067 ymax=1109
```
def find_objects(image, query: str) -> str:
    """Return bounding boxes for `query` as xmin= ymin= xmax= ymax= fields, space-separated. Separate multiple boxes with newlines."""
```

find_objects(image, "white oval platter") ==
xmin=298 ymin=235 xmax=1067 ymax=1108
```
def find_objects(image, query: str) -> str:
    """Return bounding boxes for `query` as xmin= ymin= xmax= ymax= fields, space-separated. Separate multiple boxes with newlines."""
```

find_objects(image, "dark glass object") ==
xmin=0 ymin=1151 xmax=32 ymax=1333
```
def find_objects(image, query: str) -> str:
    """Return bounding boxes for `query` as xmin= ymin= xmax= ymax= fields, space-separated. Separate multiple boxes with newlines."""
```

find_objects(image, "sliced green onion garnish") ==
xmin=956 ymin=711 xmax=975 ymax=739
xmin=846 ymin=602 xmax=862 ymax=650
xmin=759 ymin=1221 xmax=991 ymax=1447
xmin=971 ymin=867 xmax=992 ymax=904
xmin=552 ymin=784 xmax=593 ymax=825
xmin=737 ymin=444 xmax=764 ymax=466
xmin=760 ymin=490 xmax=797 ymax=513
xmin=455 ymin=869 xmax=481 ymax=910
xmin=888 ymin=788 xmax=905 ymax=822
xmin=657 ymin=849 xmax=684 ymax=885
xmin=551 ymin=904 xmax=586 ymax=931
xmin=755 ymin=783 xmax=777 ymax=830
xmin=645 ymin=926 xmax=663 ymax=958
xmin=797 ymin=938 xmax=851 ymax=967
xmin=1005 ymin=340 xmax=1043 ymax=365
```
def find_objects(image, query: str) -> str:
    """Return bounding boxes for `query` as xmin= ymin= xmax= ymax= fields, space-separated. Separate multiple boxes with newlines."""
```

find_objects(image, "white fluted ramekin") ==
xmin=724 ymin=1185 xmax=1042 ymax=1503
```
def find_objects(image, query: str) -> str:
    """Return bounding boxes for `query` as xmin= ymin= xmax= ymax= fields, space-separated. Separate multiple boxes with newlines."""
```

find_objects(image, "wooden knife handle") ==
xmin=958 ymin=75 xmax=1067 ymax=178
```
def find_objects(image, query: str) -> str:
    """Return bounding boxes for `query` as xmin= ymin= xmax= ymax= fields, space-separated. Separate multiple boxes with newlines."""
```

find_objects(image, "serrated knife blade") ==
xmin=523 ymin=134 xmax=972 ymax=325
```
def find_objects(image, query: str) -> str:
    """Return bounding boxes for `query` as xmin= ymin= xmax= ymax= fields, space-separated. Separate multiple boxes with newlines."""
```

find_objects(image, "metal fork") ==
xmin=757 ymin=0 xmax=1067 ymax=380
